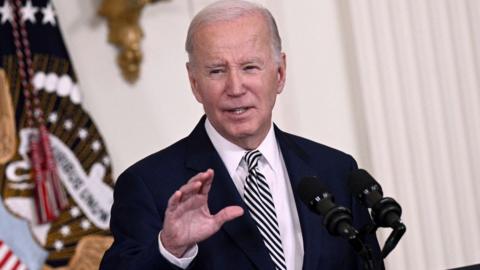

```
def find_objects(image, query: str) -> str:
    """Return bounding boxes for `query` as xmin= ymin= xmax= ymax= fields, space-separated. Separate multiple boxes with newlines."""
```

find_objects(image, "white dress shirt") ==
xmin=159 ymin=119 xmax=304 ymax=269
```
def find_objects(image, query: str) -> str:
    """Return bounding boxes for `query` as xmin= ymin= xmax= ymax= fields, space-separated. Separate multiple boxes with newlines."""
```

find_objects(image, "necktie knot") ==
xmin=244 ymin=150 xmax=262 ymax=172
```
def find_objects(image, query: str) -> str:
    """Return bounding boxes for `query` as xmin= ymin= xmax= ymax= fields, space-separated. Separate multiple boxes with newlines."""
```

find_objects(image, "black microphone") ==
xmin=298 ymin=176 xmax=378 ymax=270
xmin=298 ymin=176 xmax=358 ymax=240
xmin=348 ymin=169 xmax=406 ymax=258
xmin=348 ymin=169 xmax=403 ymax=229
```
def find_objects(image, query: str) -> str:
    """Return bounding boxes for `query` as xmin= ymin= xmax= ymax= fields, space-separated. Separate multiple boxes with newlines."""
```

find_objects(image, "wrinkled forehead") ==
xmin=190 ymin=13 xmax=273 ymax=60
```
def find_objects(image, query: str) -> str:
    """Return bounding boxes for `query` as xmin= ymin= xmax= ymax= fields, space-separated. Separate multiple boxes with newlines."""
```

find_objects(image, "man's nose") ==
xmin=226 ymin=69 xmax=246 ymax=96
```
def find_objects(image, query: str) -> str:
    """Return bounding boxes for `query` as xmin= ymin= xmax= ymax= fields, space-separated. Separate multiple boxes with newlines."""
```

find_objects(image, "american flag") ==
xmin=0 ymin=0 xmax=113 ymax=267
xmin=0 ymin=240 xmax=27 ymax=270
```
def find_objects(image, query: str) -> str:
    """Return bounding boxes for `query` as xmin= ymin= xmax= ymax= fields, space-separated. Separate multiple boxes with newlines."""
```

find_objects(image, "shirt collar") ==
xmin=204 ymin=118 xmax=281 ymax=175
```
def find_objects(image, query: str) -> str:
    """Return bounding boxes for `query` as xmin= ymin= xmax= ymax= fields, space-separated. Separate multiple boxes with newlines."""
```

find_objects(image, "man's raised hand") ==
xmin=160 ymin=169 xmax=244 ymax=257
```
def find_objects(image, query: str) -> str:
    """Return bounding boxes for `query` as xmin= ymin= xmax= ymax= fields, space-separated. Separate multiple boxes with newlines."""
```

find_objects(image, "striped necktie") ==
xmin=243 ymin=150 xmax=287 ymax=270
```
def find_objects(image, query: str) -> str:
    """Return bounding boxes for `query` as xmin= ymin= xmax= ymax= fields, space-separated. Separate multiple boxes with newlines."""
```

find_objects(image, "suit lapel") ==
xmin=274 ymin=126 xmax=325 ymax=270
xmin=185 ymin=117 xmax=275 ymax=270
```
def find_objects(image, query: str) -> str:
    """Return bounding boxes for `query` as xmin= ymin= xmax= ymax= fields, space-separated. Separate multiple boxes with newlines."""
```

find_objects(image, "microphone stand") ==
xmin=360 ymin=197 xmax=407 ymax=259
xmin=325 ymin=206 xmax=377 ymax=270
xmin=359 ymin=219 xmax=406 ymax=260
xmin=348 ymin=236 xmax=376 ymax=270
xmin=380 ymin=220 xmax=406 ymax=258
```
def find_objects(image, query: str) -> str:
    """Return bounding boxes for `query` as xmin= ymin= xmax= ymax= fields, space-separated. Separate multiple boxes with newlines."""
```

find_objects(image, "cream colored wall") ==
xmin=53 ymin=0 xmax=361 ymax=178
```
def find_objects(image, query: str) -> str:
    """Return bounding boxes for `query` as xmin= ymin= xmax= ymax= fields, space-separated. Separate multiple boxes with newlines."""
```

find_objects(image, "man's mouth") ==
xmin=226 ymin=107 xmax=251 ymax=115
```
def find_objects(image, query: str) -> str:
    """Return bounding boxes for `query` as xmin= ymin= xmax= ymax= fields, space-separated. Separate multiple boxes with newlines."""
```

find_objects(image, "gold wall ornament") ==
xmin=0 ymin=69 xmax=17 ymax=164
xmin=42 ymin=236 xmax=114 ymax=270
xmin=98 ymin=0 xmax=169 ymax=83
xmin=66 ymin=235 xmax=114 ymax=270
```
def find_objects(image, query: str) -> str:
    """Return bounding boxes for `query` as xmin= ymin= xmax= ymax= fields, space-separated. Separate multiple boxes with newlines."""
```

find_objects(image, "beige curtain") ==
xmin=341 ymin=0 xmax=480 ymax=269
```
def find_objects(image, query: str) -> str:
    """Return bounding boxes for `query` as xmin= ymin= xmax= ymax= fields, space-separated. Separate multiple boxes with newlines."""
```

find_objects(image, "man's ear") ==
xmin=276 ymin=53 xmax=287 ymax=94
xmin=186 ymin=62 xmax=203 ymax=103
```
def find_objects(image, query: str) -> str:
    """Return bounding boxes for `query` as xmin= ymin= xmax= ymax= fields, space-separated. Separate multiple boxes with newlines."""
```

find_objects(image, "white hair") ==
xmin=185 ymin=0 xmax=282 ymax=63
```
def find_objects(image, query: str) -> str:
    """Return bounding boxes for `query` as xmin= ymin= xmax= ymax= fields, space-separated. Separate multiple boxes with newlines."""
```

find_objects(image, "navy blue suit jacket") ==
xmin=100 ymin=117 xmax=383 ymax=269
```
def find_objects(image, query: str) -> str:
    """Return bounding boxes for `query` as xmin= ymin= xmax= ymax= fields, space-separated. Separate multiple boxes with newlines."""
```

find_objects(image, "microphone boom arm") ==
xmin=381 ymin=220 xmax=406 ymax=259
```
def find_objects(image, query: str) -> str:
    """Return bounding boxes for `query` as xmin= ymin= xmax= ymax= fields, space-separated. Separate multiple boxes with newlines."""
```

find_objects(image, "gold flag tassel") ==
xmin=0 ymin=69 xmax=17 ymax=165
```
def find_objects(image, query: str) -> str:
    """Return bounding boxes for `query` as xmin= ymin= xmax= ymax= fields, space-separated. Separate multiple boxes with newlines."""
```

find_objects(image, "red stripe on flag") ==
xmin=0 ymin=249 xmax=13 ymax=267
xmin=0 ymin=240 xmax=27 ymax=270
xmin=12 ymin=259 xmax=21 ymax=270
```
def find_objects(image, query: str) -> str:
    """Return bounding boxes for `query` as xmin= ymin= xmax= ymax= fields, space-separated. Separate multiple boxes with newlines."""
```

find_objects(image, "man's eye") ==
xmin=244 ymin=65 xmax=259 ymax=72
xmin=209 ymin=69 xmax=224 ymax=75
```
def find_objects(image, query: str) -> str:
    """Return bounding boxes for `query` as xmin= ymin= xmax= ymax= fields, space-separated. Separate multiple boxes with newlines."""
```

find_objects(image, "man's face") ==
xmin=187 ymin=13 xmax=286 ymax=149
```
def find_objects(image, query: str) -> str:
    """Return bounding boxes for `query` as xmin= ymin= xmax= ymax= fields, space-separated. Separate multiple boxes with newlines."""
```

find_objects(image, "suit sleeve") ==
xmin=348 ymin=157 xmax=385 ymax=270
xmin=100 ymin=170 xmax=191 ymax=270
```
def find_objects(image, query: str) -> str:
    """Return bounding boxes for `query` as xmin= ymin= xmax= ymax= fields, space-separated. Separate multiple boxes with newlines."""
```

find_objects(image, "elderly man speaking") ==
xmin=100 ymin=1 xmax=382 ymax=269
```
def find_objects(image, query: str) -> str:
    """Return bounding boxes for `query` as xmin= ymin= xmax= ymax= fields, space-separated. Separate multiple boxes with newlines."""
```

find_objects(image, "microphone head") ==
xmin=348 ymin=169 xmax=383 ymax=197
xmin=349 ymin=169 xmax=404 ymax=230
xmin=298 ymin=177 xmax=356 ymax=238
xmin=298 ymin=176 xmax=330 ymax=207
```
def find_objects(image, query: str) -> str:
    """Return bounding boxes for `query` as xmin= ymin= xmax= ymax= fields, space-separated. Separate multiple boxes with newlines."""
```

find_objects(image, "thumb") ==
xmin=213 ymin=206 xmax=244 ymax=226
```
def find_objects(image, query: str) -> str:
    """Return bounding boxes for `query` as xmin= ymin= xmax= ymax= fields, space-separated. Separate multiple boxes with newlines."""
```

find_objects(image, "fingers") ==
xmin=167 ymin=169 xmax=214 ymax=212
xmin=213 ymin=206 xmax=244 ymax=226
xmin=178 ymin=180 xmax=202 ymax=197
xmin=171 ymin=194 xmax=207 ymax=218
xmin=167 ymin=190 xmax=182 ymax=212
xmin=200 ymin=170 xmax=214 ymax=195
xmin=187 ymin=169 xmax=213 ymax=184
xmin=181 ymin=169 xmax=213 ymax=200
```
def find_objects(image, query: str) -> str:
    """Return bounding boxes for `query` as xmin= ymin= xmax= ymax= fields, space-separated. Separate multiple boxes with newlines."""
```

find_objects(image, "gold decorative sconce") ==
xmin=98 ymin=0 xmax=168 ymax=83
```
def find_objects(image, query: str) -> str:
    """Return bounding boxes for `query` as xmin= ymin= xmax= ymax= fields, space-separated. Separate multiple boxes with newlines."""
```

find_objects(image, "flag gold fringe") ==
xmin=0 ymin=69 xmax=17 ymax=164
